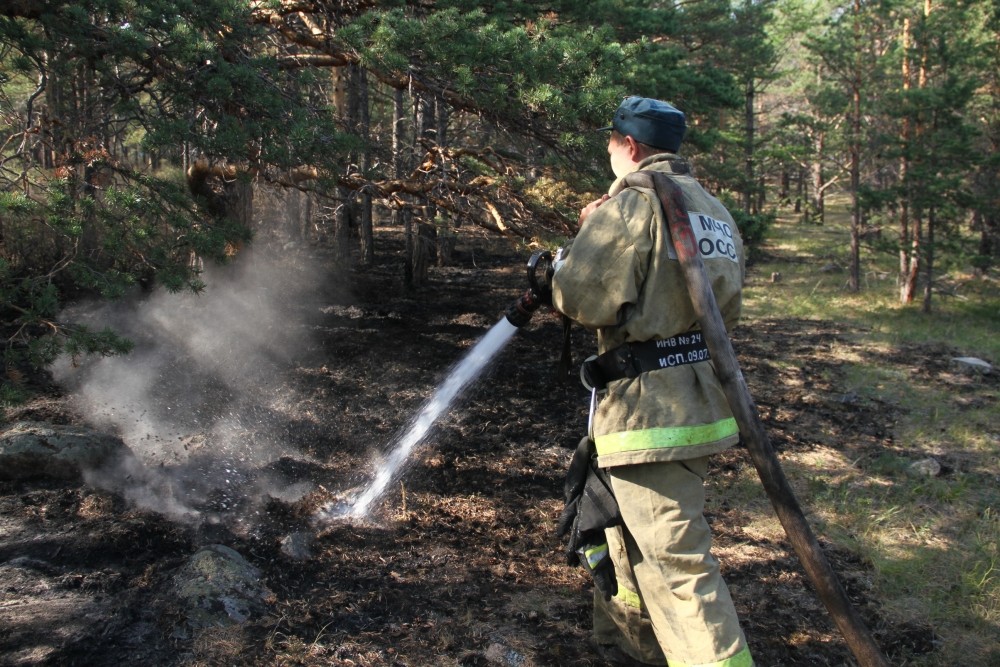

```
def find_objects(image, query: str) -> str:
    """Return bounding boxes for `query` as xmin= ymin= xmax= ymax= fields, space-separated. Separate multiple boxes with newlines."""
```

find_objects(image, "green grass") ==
xmin=746 ymin=204 xmax=1000 ymax=362
xmin=741 ymin=199 xmax=1000 ymax=665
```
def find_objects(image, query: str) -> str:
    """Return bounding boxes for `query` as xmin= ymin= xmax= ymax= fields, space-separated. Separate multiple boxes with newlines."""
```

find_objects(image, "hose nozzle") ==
xmin=504 ymin=249 xmax=555 ymax=328
xmin=505 ymin=288 xmax=543 ymax=328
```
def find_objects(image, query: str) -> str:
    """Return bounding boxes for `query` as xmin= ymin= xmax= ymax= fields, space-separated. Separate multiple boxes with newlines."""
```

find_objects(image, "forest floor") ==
xmin=0 ymin=224 xmax=969 ymax=666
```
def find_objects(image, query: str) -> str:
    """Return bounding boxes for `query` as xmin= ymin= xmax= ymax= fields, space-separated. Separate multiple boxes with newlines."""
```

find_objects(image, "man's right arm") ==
xmin=578 ymin=194 xmax=610 ymax=228
xmin=552 ymin=198 xmax=640 ymax=329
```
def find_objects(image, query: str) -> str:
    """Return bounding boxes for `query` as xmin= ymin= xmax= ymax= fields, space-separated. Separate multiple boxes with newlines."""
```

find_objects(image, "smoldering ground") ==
xmin=52 ymin=249 xmax=342 ymax=529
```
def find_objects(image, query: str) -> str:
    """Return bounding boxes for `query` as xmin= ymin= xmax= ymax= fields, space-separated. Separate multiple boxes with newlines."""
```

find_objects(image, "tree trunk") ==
xmin=413 ymin=222 xmax=436 ymax=285
xmin=922 ymin=207 xmax=935 ymax=313
xmin=902 ymin=1 xmax=932 ymax=305
xmin=334 ymin=189 xmax=351 ymax=262
xmin=743 ymin=76 xmax=755 ymax=215
xmin=297 ymin=190 xmax=313 ymax=242
xmin=355 ymin=65 xmax=374 ymax=266
xmin=225 ymin=176 xmax=254 ymax=255
xmin=810 ymin=132 xmax=825 ymax=223
xmin=435 ymin=97 xmax=453 ymax=265
xmin=409 ymin=93 xmax=436 ymax=287
xmin=795 ymin=166 xmax=804 ymax=213
xmin=331 ymin=66 xmax=352 ymax=262
xmin=79 ymin=60 xmax=101 ymax=259
xmin=978 ymin=211 xmax=998 ymax=260
xmin=392 ymin=87 xmax=415 ymax=288
xmin=848 ymin=0 xmax=862 ymax=293
xmin=902 ymin=213 xmax=921 ymax=303
xmin=899 ymin=17 xmax=913 ymax=303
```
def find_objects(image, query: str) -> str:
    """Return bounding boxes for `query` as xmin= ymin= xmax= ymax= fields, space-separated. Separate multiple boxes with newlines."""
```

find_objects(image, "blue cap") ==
xmin=599 ymin=96 xmax=686 ymax=152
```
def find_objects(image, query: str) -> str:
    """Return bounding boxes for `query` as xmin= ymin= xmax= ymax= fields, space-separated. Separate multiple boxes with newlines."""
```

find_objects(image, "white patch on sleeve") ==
xmin=665 ymin=212 xmax=740 ymax=263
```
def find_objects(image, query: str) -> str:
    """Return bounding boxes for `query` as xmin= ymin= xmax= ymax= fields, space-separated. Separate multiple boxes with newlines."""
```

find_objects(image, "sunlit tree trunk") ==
xmin=922 ymin=206 xmax=935 ymax=313
xmin=848 ymin=0 xmax=862 ymax=292
xmin=810 ymin=131 xmax=825 ymax=223
xmin=899 ymin=17 xmax=914 ymax=303
xmin=901 ymin=0 xmax=932 ymax=304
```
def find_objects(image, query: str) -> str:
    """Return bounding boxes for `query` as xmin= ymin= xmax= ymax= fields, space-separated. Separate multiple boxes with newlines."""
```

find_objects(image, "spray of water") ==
xmin=318 ymin=317 xmax=520 ymax=521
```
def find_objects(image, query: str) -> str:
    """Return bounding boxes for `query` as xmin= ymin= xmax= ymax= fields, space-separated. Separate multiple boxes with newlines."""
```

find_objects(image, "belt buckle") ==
xmin=618 ymin=344 xmax=641 ymax=378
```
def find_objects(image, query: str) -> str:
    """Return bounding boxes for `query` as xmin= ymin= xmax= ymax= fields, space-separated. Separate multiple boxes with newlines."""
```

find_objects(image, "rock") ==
xmin=800 ymin=393 xmax=823 ymax=406
xmin=279 ymin=532 xmax=313 ymax=561
xmin=0 ymin=421 xmax=133 ymax=481
xmin=907 ymin=457 xmax=942 ymax=478
xmin=485 ymin=641 xmax=530 ymax=666
xmin=837 ymin=391 xmax=861 ymax=405
xmin=819 ymin=262 xmax=843 ymax=273
xmin=172 ymin=545 xmax=271 ymax=631
xmin=950 ymin=357 xmax=992 ymax=376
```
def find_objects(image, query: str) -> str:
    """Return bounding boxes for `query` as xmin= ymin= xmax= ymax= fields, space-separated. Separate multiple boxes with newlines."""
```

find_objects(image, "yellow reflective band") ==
xmin=594 ymin=418 xmax=739 ymax=456
xmin=614 ymin=585 xmax=642 ymax=609
xmin=583 ymin=543 xmax=609 ymax=569
xmin=667 ymin=646 xmax=753 ymax=667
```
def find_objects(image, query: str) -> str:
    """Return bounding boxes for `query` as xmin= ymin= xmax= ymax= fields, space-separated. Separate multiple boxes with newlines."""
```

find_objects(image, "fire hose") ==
xmin=612 ymin=170 xmax=889 ymax=667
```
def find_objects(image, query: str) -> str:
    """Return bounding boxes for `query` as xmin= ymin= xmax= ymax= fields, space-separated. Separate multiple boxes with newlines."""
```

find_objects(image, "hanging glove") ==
xmin=556 ymin=436 xmax=593 ymax=537
xmin=556 ymin=436 xmax=621 ymax=600
xmin=576 ymin=541 xmax=617 ymax=601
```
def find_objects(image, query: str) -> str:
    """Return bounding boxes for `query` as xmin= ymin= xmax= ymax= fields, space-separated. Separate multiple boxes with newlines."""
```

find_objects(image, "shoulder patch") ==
xmin=664 ymin=212 xmax=740 ymax=263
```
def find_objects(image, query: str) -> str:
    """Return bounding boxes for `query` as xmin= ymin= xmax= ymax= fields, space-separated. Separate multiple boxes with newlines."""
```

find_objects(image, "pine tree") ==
xmin=805 ymin=0 xmax=897 ymax=291
xmin=0 ymin=0 xmax=351 ymax=370
xmin=0 ymin=0 xmax=770 ymax=382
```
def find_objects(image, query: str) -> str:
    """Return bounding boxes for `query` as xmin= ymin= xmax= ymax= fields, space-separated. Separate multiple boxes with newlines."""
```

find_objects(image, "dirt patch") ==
xmin=0 ymin=228 xmax=956 ymax=666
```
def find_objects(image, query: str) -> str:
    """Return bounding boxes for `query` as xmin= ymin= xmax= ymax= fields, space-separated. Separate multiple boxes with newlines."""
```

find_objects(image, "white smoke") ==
xmin=53 ymin=248 xmax=334 ymax=524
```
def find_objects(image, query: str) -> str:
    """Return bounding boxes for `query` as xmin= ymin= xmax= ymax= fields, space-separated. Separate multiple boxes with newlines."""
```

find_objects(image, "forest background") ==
xmin=3 ymin=0 xmax=999 ymax=372
xmin=1 ymin=0 xmax=998 ymax=665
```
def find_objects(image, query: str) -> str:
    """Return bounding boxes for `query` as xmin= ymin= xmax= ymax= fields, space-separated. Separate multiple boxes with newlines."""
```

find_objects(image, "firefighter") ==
xmin=551 ymin=96 xmax=753 ymax=667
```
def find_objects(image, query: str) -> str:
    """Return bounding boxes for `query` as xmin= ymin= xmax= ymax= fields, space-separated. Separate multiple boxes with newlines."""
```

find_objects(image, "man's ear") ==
xmin=625 ymin=135 xmax=642 ymax=161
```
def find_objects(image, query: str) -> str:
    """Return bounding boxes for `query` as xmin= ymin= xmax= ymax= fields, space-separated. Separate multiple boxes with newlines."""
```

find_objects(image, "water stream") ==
xmin=317 ymin=317 xmax=520 ymax=521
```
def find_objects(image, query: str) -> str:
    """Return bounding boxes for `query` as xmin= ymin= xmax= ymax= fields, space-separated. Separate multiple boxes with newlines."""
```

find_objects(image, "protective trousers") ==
xmin=592 ymin=457 xmax=753 ymax=667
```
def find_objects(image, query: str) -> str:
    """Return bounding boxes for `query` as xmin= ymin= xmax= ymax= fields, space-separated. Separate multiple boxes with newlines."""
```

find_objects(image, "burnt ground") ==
xmin=0 ymin=227 xmax=954 ymax=666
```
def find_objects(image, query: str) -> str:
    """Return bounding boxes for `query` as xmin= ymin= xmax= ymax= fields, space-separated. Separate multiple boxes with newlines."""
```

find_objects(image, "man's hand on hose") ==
xmin=578 ymin=194 xmax=610 ymax=228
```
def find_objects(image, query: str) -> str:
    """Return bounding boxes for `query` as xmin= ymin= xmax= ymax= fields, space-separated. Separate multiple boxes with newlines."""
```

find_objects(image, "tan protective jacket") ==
xmin=552 ymin=154 xmax=745 ymax=467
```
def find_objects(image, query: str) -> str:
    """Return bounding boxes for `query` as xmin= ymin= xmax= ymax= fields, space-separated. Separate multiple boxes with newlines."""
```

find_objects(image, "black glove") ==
xmin=556 ymin=436 xmax=621 ymax=600
xmin=576 ymin=541 xmax=617 ymax=600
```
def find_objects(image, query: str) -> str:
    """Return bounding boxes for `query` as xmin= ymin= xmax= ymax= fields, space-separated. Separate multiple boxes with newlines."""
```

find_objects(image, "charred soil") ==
xmin=0 ymin=228 xmax=952 ymax=666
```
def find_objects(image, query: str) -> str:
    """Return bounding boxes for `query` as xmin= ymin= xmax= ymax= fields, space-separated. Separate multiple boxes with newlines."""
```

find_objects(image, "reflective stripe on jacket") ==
xmin=552 ymin=154 xmax=744 ymax=467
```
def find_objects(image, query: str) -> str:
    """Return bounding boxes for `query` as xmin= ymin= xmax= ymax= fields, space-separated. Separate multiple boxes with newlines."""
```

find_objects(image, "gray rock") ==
xmin=279 ymin=532 xmax=314 ymax=561
xmin=907 ymin=457 xmax=942 ymax=478
xmin=172 ymin=545 xmax=271 ymax=630
xmin=485 ymin=641 xmax=530 ymax=666
xmin=0 ymin=421 xmax=133 ymax=481
xmin=950 ymin=357 xmax=992 ymax=376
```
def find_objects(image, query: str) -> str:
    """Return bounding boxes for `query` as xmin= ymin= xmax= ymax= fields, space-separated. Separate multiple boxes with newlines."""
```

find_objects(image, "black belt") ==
xmin=582 ymin=332 xmax=711 ymax=390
